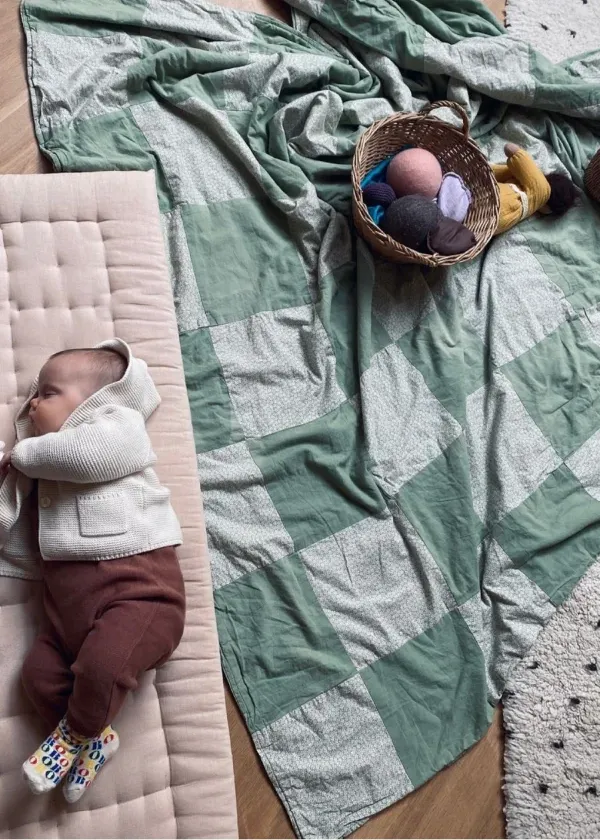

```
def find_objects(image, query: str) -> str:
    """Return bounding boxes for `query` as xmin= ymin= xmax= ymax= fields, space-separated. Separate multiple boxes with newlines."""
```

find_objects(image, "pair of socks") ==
xmin=23 ymin=717 xmax=119 ymax=802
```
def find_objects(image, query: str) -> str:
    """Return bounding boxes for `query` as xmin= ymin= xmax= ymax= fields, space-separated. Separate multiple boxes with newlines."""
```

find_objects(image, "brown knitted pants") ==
xmin=21 ymin=546 xmax=185 ymax=738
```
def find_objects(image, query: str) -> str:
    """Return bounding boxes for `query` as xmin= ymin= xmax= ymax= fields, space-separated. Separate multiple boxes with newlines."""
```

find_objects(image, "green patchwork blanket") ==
xmin=21 ymin=0 xmax=600 ymax=835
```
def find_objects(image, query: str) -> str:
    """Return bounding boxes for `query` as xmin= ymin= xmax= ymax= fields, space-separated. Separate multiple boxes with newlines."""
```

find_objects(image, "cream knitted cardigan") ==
xmin=0 ymin=339 xmax=181 ymax=578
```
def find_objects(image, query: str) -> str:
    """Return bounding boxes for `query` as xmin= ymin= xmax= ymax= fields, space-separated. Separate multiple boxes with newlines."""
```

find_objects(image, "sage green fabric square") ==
xmin=247 ymin=98 xmax=322 ymax=206
xmin=320 ymin=0 xmax=502 ymax=67
xmin=179 ymin=328 xmax=244 ymax=453
xmin=397 ymin=289 xmax=489 ymax=427
xmin=180 ymin=200 xmax=312 ymax=325
xmin=129 ymin=48 xmax=232 ymax=110
xmin=318 ymin=264 xmax=360 ymax=398
xmin=530 ymin=49 xmax=600 ymax=112
xmin=227 ymin=110 xmax=253 ymax=137
xmin=522 ymin=201 xmax=600 ymax=315
xmin=395 ymin=436 xmax=482 ymax=604
xmin=504 ymin=317 xmax=600 ymax=460
xmin=493 ymin=464 xmax=600 ymax=607
xmin=45 ymin=108 xmax=174 ymax=211
xmin=317 ymin=262 xmax=393 ymax=399
xmin=362 ymin=609 xmax=492 ymax=789
xmin=249 ymin=400 xmax=386 ymax=552
xmin=215 ymin=553 xmax=356 ymax=733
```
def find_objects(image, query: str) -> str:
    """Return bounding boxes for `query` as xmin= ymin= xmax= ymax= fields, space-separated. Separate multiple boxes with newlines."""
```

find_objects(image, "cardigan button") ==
xmin=40 ymin=497 xmax=52 ymax=509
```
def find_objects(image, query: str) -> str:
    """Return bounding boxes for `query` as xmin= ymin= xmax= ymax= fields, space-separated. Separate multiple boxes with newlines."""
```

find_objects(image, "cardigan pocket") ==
xmin=76 ymin=492 xmax=129 ymax=537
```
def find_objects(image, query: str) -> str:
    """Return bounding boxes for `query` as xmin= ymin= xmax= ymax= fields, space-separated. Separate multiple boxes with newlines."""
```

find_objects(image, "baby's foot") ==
xmin=23 ymin=717 xmax=85 ymax=794
xmin=63 ymin=725 xmax=120 ymax=803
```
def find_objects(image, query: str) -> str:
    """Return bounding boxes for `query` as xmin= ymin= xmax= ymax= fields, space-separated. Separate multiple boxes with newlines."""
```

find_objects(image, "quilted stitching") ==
xmin=0 ymin=171 xmax=237 ymax=839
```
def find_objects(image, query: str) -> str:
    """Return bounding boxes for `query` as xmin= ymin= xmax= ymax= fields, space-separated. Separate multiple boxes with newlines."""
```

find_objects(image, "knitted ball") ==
xmin=382 ymin=195 xmax=441 ymax=251
xmin=386 ymin=148 xmax=443 ymax=199
xmin=362 ymin=182 xmax=397 ymax=208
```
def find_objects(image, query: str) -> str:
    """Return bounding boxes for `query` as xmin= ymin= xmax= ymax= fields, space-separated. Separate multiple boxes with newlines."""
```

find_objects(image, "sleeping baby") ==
xmin=0 ymin=339 xmax=185 ymax=802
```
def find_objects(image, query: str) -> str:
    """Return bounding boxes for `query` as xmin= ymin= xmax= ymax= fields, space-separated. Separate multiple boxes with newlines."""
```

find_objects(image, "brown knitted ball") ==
xmin=382 ymin=195 xmax=441 ymax=251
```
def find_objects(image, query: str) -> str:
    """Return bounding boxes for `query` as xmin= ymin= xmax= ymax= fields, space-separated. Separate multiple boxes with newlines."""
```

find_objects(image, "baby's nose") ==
xmin=30 ymin=397 xmax=39 ymax=411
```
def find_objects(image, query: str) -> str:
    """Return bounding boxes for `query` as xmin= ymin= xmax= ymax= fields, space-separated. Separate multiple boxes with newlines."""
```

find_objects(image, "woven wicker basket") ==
xmin=352 ymin=101 xmax=500 ymax=267
xmin=584 ymin=149 xmax=600 ymax=203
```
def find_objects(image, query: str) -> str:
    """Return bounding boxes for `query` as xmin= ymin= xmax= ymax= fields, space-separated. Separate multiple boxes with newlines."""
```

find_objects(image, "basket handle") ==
xmin=419 ymin=100 xmax=470 ymax=137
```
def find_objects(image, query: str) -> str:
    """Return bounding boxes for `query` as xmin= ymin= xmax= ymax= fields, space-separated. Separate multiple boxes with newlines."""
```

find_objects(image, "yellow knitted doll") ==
xmin=492 ymin=143 xmax=576 ymax=235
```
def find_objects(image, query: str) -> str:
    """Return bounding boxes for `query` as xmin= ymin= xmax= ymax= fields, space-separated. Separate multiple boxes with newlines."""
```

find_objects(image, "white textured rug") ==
xmin=504 ymin=560 xmax=600 ymax=838
xmin=506 ymin=0 xmax=600 ymax=63
xmin=502 ymin=8 xmax=600 ymax=837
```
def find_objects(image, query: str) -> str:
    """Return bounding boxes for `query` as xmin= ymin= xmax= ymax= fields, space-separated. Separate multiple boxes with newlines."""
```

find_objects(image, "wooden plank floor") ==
xmin=0 ymin=0 xmax=507 ymax=837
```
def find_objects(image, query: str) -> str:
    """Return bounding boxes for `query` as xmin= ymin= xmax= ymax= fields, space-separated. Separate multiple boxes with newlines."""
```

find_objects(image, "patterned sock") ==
xmin=23 ymin=717 xmax=86 ymax=795
xmin=63 ymin=725 xmax=120 ymax=803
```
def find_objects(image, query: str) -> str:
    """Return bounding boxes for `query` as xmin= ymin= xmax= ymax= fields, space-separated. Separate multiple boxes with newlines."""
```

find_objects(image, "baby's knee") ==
xmin=158 ymin=600 xmax=186 ymax=659
xmin=171 ymin=604 xmax=185 ymax=649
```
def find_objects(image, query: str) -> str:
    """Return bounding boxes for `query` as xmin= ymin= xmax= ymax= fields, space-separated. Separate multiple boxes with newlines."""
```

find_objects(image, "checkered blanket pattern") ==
xmin=21 ymin=0 xmax=600 ymax=835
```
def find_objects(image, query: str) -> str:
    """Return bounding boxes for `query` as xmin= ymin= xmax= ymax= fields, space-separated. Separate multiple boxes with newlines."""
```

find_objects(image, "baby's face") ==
xmin=29 ymin=356 xmax=98 ymax=435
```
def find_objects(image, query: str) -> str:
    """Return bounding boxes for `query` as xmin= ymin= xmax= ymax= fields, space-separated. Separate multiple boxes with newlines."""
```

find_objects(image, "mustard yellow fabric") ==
xmin=492 ymin=149 xmax=551 ymax=235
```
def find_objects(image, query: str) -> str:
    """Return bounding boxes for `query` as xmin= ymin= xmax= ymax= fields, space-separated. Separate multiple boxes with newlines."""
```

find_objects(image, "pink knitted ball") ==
xmin=386 ymin=148 xmax=443 ymax=199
